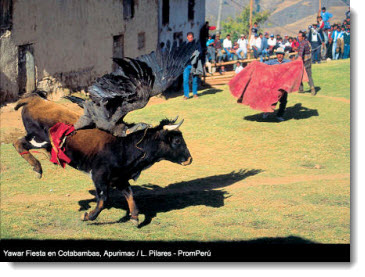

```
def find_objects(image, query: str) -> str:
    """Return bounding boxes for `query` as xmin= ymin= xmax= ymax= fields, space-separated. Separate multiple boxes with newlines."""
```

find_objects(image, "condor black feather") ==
xmin=74 ymin=40 xmax=199 ymax=137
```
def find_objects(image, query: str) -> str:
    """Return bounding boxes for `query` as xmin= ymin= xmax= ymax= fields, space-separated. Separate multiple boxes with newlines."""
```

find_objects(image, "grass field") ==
xmin=0 ymin=59 xmax=350 ymax=243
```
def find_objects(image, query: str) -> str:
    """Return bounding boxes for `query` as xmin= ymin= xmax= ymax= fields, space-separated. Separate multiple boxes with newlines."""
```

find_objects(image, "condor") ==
xmin=13 ymin=93 xmax=192 ymax=224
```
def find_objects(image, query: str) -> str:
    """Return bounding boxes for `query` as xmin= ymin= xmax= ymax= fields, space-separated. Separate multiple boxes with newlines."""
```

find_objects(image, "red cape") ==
xmin=49 ymin=123 xmax=75 ymax=168
xmin=229 ymin=59 xmax=308 ymax=112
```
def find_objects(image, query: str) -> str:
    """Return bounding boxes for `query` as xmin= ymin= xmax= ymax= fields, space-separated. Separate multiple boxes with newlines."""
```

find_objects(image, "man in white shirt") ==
xmin=235 ymin=61 xmax=244 ymax=74
xmin=309 ymin=23 xmax=323 ymax=63
xmin=252 ymin=33 xmax=262 ymax=59
xmin=236 ymin=34 xmax=248 ymax=59
xmin=277 ymin=37 xmax=285 ymax=49
xmin=268 ymin=34 xmax=276 ymax=54
xmin=223 ymin=34 xmax=234 ymax=61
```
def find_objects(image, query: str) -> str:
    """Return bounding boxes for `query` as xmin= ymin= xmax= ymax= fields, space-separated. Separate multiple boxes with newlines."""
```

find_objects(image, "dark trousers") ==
xmin=300 ymin=59 xmax=315 ymax=90
xmin=326 ymin=42 xmax=332 ymax=59
xmin=277 ymin=90 xmax=288 ymax=117
xmin=207 ymin=46 xmax=216 ymax=62
xmin=311 ymin=42 xmax=321 ymax=63
xmin=252 ymin=46 xmax=261 ymax=58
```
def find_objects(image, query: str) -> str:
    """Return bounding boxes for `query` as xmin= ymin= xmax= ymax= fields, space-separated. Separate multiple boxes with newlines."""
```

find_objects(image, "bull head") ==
xmin=161 ymin=118 xmax=192 ymax=166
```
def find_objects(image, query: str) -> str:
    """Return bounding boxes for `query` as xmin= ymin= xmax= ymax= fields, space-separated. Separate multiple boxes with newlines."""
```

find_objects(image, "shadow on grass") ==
xmin=162 ymin=87 xmax=223 ymax=100
xmin=244 ymin=103 xmax=319 ymax=123
xmin=197 ymin=88 xmax=224 ymax=97
xmin=78 ymin=169 xmax=262 ymax=228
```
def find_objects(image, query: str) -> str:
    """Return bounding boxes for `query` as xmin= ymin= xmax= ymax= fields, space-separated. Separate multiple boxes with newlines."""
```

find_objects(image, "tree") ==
xmin=221 ymin=6 xmax=270 ymax=42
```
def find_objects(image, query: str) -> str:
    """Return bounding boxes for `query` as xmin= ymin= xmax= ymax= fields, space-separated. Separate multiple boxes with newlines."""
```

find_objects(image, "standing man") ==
xmin=249 ymin=22 xmax=259 ymax=47
xmin=317 ymin=16 xmax=325 ymax=30
xmin=260 ymin=33 xmax=270 ymax=62
xmin=200 ymin=21 xmax=210 ymax=50
xmin=199 ymin=21 xmax=210 ymax=64
xmin=332 ymin=25 xmax=343 ymax=60
xmin=297 ymin=31 xmax=316 ymax=96
xmin=264 ymin=47 xmax=291 ymax=121
xmin=326 ymin=28 xmax=333 ymax=59
xmin=343 ymin=28 xmax=350 ymax=59
xmin=183 ymin=32 xmax=202 ymax=99
xmin=251 ymin=22 xmax=259 ymax=36
xmin=319 ymin=26 xmax=328 ymax=61
xmin=308 ymin=23 xmax=323 ymax=64
xmin=320 ymin=7 xmax=333 ymax=30
xmin=338 ymin=25 xmax=346 ymax=59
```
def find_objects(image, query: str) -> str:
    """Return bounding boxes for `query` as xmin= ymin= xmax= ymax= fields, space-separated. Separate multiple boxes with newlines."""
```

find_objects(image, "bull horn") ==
xmin=163 ymin=119 xmax=184 ymax=131
xmin=171 ymin=116 xmax=179 ymax=123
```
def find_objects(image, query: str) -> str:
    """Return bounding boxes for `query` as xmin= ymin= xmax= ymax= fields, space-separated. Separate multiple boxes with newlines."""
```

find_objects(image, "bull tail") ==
xmin=14 ymin=90 xmax=48 ymax=110
xmin=14 ymin=98 xmax=30 ymax=110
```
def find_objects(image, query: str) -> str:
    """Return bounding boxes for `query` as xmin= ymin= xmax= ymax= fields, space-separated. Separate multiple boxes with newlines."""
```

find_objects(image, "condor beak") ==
xmin=181 ymin=156 xmax=193 ymax=166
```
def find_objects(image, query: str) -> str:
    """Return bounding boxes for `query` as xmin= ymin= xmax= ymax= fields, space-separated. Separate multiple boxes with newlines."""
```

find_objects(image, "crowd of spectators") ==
xmin=304 ymin=6 xmax=350 ymax=63
xmin=203 ymin=6 xmax=350 ymax=75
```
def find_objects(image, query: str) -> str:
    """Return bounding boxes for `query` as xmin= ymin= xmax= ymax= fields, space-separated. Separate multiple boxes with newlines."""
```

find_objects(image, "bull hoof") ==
xmin=130 ymin=217 xmax=139 ymax=226
xmin=82 ymin=212 xmax=89 ymax=221
xmin=34 ymin=171 xmax=42 ymax=179
xmin=33 ymin=167 xmax=42 ymax=179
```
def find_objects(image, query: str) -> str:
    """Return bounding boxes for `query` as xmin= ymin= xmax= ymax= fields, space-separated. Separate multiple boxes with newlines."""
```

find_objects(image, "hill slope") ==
xmin=206 ymin=0 xmax=350 ymax=36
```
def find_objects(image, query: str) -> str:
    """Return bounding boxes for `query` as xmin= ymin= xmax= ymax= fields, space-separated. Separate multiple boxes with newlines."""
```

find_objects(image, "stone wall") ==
xmin=0 ymin=0 xmax=158 ymax=105
xmin=0 ymin=31 xmax=18 ymax=105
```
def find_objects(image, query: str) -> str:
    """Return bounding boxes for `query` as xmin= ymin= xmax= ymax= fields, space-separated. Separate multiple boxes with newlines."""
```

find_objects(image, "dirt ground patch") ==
xmin=0 ymin=95 xmax=170 ymax=144
xmin=0 ymin=105 xmax=25 ymax=144
xmin=0 ymin=101 xmax=82 ymax=143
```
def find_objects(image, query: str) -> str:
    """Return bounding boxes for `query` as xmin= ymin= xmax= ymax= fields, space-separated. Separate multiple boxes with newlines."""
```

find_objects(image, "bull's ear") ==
xmin=163 ymin=119 xmax=184 ymax=131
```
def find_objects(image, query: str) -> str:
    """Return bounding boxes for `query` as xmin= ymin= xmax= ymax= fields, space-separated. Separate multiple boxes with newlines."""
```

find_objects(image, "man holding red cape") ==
xmin=229 ymin=46 xmax=309 ymax=122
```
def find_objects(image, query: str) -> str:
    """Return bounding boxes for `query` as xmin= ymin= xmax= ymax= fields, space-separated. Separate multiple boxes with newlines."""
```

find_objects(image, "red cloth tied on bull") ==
xmin=49 ymin=122 xmax=75 ymax=168
xmin=229 ymin=59 xmax=308 ymax=112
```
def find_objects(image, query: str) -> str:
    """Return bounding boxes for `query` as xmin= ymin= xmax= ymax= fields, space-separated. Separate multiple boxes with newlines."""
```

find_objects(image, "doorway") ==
xmin=112 ymin=34 xmax=124 ymax=71
xmin=18 ymin=44 xmax=35 ymax=95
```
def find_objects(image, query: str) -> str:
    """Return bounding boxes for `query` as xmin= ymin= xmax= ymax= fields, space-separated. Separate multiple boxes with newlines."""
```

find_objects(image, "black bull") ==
xmin=13 ymin=94 xmax=192 ymax=225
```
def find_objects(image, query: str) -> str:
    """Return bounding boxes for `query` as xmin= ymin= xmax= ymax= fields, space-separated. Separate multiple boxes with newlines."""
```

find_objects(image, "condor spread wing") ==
xmin=137 ymin=40 xmax=199 ymax=95
xmin=87 ymin=40 xmax=198 ymax=115
xmin=88 ymin=58 xmax=154 ymax=115
xmin=74 ymin=41 xmax=199 ymax=136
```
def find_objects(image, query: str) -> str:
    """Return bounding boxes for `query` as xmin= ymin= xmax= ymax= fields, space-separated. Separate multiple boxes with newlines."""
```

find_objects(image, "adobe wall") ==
xmin=0 ymin=0 xmax=158 ymax=104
